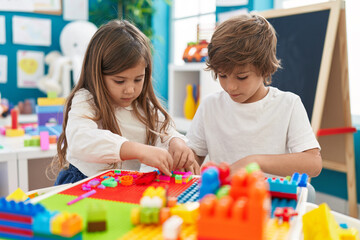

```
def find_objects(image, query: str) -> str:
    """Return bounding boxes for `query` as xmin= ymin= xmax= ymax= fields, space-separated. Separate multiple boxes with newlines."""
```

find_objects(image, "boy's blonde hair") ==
xmin=50 ymin=20 xmax=172 ymax=175
xmin=206 ymin=14 xmax=281 ymax=84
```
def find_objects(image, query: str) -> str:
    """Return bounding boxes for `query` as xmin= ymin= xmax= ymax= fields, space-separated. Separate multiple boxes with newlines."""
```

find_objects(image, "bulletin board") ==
xmin=0 ymin=11 xmax=69 ymax=105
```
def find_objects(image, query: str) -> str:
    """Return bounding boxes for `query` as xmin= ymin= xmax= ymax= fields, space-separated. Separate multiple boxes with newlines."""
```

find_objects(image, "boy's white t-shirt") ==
xmin=66 ymin=89 xmax=185 ymax=176
xmin=186 ymin=87 xmax=320 ymax=164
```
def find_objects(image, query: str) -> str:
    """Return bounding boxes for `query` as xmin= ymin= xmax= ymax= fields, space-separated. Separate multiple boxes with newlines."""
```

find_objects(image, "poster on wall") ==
xmin=0 ymin=16 xmax=5 ymax=44
xmin=34 ymin=0 xmax=62 ymax=15
xmin=63 ymin=0 xmax=88 ymax=20
xmin=13 ymin=16 xmax=51 ymax=46
xmin=0 ymin=0 xmax=34 ymax=12
xmin=0 ymin=55 xmax=7 ymax=83
xmin=17 ymin=50 xmax=44 ymax=88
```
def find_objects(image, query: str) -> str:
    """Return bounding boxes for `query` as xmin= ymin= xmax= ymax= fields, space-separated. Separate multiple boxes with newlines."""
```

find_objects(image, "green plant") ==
xmin=90 ymin=0 xmax=171 ymax=39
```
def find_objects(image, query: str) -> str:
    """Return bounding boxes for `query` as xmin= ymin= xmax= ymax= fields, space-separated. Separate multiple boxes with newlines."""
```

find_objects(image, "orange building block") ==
xmin=197 ymin=169 xmax=270 ymax=240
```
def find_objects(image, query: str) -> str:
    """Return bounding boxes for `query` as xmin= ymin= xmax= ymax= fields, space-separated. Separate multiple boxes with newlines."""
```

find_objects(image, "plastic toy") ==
xmin=182 ymin=40 xmax=209 ymax=62
xmin=183 ymin=84 xmax=196 ymax=119
xmin=197 ymin=165 xmax=270 ymax=240
xmin=86 ymin=203 xmax=107 ymax=232
xmin=38 ymin=21 xmax=98 ymax=97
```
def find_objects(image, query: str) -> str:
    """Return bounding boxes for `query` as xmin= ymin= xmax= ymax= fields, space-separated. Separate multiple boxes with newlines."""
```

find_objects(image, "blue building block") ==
xmin=36 ymin=105 xmax=64 ymax=113
xmin=33 ymin=210 xmax=59 ymax=235
xmin=199 ymin=167 xmax=220 ymax=200
xmin=0 ymin=197 xmax=45 ymax=217
xmin=267 ymin=178 xmax=297 ymax=194
xmin=38 ymin=125 xmax=62 ymax=137
xmin=0 ymin=232 xmax=32 ymax=240
xmin=291 ymin=173 xmax=308 ymax=187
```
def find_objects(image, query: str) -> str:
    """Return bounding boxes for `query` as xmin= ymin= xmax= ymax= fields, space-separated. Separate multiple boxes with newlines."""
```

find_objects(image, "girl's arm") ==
xmin=120 ymin=141 xmax=173 ymax=176
xmin=230 ymin=148 xmax=322 ymax=177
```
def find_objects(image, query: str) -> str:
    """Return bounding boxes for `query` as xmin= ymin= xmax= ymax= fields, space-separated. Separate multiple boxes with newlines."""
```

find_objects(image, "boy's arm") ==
xmin=230 ymin=148 xmax=322 ymax=178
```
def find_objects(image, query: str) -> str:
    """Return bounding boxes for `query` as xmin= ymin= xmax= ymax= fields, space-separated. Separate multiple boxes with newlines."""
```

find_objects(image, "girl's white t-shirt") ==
xmin=66 ymin=89 xmax=185 ymax=176
xmin=186 ymin=87 xmax=320 ymax=164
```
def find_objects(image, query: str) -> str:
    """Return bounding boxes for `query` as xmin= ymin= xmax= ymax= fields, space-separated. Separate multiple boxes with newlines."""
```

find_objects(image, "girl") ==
xmin=53 ymin=20 xmax=199 ymax=185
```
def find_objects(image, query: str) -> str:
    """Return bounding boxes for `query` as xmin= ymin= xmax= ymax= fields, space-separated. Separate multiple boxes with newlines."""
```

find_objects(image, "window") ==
xmin=171 ymin=0 xmax=216 ymax=65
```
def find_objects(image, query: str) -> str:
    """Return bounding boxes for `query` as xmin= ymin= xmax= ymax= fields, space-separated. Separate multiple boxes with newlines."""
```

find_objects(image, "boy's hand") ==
xmin=138 ymin=145 xmax=174 ymax=176
xmin=168 ymin=138 xmax=196 ymax=171
xmin=184 ymin=161 xmax=201 ymax=175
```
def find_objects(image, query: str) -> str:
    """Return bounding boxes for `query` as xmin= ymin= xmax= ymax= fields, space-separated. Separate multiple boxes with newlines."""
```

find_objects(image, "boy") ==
xmin=186 ymin=14 xmax=322 ymax=178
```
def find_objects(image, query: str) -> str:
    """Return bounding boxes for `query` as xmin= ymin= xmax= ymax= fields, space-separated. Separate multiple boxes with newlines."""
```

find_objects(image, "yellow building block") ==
xmin=51 ymin=212 xmax=68 ymax=235
xmin=37 ymin=97 xmax=65 ymax=106
xmin=6 ymin=188 xmax=29 ymax=202
xmin=302 ymin=203 xmax=340 ymax=240
xmin=170 ymin=202 xmax=199 ymax=224
xmin=339 ymin=227 xmax=360 ymax=240
xmin=6 ymin=128 xmax=25 ymax=137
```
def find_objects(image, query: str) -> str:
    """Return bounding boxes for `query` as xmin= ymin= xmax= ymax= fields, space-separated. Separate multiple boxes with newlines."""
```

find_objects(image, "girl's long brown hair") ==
xmin=50 ymin=20 xmax=172 ymax=176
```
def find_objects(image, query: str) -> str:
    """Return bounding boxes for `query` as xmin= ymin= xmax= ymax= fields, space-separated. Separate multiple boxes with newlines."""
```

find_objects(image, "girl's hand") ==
xmin=168 ymin=138 xmax=196 ymax=171
xmin=139 ymin=145 xmax=174 ymax=176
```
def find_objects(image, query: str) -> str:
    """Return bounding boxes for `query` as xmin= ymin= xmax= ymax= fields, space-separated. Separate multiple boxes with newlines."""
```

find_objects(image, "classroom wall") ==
xmin=0 ymin=12 xmax=70 ymax=105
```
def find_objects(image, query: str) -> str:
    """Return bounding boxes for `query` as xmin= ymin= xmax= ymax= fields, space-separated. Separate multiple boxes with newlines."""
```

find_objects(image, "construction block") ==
xmin=198 ymin=167 xmax=270 ymax=240
xmin=60 ymin=213 xmax=82 ymax=237
xmin=37 ymin=97 xmax=66 ymax=106
xmin=38 ymin=125 xmax=62 ymax=137
xmin=10 ymin=108 xmax=18 ymax=129
xmin=302 ymin=203 xmax=340 ymax=240
xmin=291 ymin=172 xmax=308 ymax=187
xmin=86 ymin=203 xmax=106 ymax=232
xmin=49 ymin=135 xmax=57 ymax=144
xmin=175 ymin=174 xmax=182 ymax=184
xmin=40 ymin=131 xmax=50 ymax=150
xmin=6 ymin=188 xmax=29 ymax=202
xmin=162 ymin=215 xmax=183 ymax=240
xmin=5 ymin=128 xmax=25 ymax=137
xmin=47 ymin=91 xmax=58 ymax=99
xmin=36 ymin=105 xmax=64 ymax=113
xmin=101 ymin=177 xmax=117 ymax=187
xmin=0 ymin=197 xmax=45 ymax=217
xmin=267 ymin=178 xmax=297 ymax=194
xmin=38 ymin=112 xmax=64 ymax=126
xmin=33 ymin=210 xmax=59 ymax=235
xmin=199 ymin=167 xmax=220 ymax=200
xmin=170 ymin=202 xmax=199 ymax=224
xmin=339 ymin=227 xmax=360 ymax=240
xmin=158 ymin=175 xmax=171 ymax=183
xmin=140 ymin=207 xmax=159 ymax=224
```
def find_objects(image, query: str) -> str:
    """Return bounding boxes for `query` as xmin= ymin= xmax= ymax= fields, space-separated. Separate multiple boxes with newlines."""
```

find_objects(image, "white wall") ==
xmin=346 ymin=0 xmax=360 ymax=116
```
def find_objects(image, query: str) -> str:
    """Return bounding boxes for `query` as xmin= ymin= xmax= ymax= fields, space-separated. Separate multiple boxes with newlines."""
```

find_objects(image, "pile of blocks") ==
xmin=157 ymin=171 xmax=193 ymax=184
xmin=36 ymin=92 xmax=65 ymax=138
xmin=0 ymin=197 xmax=82 ymax=239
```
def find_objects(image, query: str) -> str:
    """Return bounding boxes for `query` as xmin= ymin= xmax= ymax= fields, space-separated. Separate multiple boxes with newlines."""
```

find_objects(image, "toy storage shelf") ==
xmin=168 ymin=63 xmax=222 ymax=133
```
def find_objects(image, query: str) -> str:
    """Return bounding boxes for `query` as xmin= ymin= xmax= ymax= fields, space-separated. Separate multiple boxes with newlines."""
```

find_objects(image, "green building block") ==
xmin=101 ymin=177 xmax=118 ymax=187
xmin=47 ymin=91 xmax=57 ymax=99
xmin=216 ymin=185 xmax=231 ymax=199
xmin=140 ymin=207 xmax=159 ymax=224
xmin=245 ymin=162 xmax=260 ymax=173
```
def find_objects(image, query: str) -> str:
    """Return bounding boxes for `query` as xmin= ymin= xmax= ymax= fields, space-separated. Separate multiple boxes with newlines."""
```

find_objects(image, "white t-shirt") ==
xmin=66 ymin=89 xmax=185 ymax=176
xmin=186 ymin=87 xmax=320 ymax=164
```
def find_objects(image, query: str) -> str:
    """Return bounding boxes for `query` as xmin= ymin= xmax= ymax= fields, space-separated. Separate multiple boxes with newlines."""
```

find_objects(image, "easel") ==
xmin=314 ymin=3 xmax=358 ymax=218
xmin=260 ymin=0 xmax=358 ymax=218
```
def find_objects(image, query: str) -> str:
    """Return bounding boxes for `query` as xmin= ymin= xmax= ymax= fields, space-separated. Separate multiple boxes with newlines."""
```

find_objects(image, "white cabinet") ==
xmin=168 ymin=63 xmax=222 ymax=133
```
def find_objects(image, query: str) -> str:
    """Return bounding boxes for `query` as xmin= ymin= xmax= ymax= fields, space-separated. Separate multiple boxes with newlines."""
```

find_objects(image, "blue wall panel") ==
xmin=0 ymin=12 xmax=70 ymax=105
